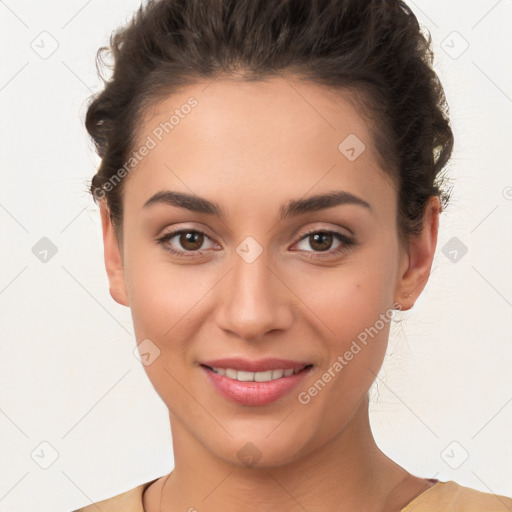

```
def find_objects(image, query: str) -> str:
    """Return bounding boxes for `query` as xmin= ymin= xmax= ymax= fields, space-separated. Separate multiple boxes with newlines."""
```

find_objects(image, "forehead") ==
xmin=124 ymin=76 xmax=396 ymax=215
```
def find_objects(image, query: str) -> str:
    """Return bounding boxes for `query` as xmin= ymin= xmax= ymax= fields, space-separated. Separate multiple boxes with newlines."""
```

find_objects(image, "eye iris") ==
xmin=180 ymin=231 xmax=204 ymax=251
xmin=310 ymin=232 xmax=332 ymax=251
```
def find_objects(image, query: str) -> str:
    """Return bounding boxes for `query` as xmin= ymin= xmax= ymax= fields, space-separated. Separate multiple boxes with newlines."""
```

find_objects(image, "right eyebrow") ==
xmin=143 ymin=190 xmax=226 ymax=217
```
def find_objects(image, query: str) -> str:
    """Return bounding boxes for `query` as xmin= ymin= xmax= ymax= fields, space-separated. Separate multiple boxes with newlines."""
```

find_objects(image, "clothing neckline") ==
xmin=141 ymin=477 xmax=442 ymax=511
xmin=398 ymin=478 xmax=440 ymax=511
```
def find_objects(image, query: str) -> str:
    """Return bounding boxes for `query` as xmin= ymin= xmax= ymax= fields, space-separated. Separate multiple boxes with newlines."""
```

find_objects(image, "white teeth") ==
xmin=225 ymin=368 xmax=237 ymax=379
xmin=237 ymin=370 xmax=255 ymax=382
xmin=210 ymin=367 xmax=301 ymax=382
xmin=271 ymin=369 xmax=284 ymax=380
xmin=255 ymin=370 xmax=273 ymax=382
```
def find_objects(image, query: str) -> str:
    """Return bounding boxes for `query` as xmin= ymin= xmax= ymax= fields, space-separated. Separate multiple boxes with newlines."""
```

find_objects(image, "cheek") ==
xmin=123 ymin=241 xmax=212 ymax=341
xmin=289 ymin=254 xmax=396 ymax=399
xmin=123 ymin=252 xmax=207 ymax=409
xmin=125 ymin=265 xmax=175 ymax=340
xmin=293 ymin=265 xmax=395 ymax=419
xmin=290 ymin=256 xmax=395 ymax=343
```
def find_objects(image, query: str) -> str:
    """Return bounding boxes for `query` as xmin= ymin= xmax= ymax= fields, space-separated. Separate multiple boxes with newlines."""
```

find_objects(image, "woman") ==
xmin=73 ymin=0 xmax=512 ymax=510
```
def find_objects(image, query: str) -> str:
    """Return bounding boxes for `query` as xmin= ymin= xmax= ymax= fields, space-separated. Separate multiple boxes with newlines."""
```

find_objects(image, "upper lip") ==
xmin=201 ymin=357 xmax=312 ymax=373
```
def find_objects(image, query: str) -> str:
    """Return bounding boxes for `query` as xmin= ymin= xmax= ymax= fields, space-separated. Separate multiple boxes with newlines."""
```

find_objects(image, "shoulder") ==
xmin=70 ymin=477 xmax=159 ymax=512
xmin=402 ymin=480 xmax=512 ymax=512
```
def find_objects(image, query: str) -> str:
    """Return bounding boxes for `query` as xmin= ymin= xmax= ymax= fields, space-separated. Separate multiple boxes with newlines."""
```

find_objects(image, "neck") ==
xmin=159 ymin=395 xmax=412 ymax=512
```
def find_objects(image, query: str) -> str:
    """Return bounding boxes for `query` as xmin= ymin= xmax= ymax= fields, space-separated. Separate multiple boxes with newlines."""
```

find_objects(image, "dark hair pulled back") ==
xmin=85 ymin=0 xmax=454 ymax=250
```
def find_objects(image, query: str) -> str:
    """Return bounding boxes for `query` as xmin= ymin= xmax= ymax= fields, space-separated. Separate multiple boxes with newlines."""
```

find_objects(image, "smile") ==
xmin=206 ymin=366 xmax=310 ymax=382
xmin=200 ymin=362 xmax=314 ymax=406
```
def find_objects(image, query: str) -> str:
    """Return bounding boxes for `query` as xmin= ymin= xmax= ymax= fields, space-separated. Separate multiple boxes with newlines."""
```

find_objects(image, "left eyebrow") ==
xmin=280 ymin=190 xmax=372 ymax=218
xmin=142 ymin=189 xmax=372 ymax=218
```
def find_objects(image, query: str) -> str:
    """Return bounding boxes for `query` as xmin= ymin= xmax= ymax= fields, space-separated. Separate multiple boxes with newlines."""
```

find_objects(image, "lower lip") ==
xmin=201 ymin=365 xmax=313 ymax=406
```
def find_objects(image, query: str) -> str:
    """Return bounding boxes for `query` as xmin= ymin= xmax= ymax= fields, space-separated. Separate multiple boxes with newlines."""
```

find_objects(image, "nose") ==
xmin=214 ymin=249 xmax=294 ymax=341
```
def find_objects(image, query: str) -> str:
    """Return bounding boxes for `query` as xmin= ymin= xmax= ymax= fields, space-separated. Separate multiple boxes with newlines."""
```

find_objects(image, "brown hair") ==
xmin=85 ymin=0 xmax=454 ymax=250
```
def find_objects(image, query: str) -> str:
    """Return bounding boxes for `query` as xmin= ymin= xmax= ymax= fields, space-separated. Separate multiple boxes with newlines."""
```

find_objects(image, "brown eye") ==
xmin=293 ymin=229 xmax=355 ymax=258
xmin=308 ymin=232 xmax=333 ymax=252
xmin=156 ymin=228 xmax=218 ymax=257
xmin=179 ymin=231 xmax=204 ymax=251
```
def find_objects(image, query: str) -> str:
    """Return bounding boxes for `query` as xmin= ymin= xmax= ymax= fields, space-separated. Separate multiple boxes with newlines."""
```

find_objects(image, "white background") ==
xmin=0 ymin=1 xmax=511 ymax=511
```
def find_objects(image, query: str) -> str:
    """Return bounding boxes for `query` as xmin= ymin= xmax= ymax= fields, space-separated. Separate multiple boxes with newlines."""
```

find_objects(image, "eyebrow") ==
xmin=143 ymin=189 xmax=372 ymax=219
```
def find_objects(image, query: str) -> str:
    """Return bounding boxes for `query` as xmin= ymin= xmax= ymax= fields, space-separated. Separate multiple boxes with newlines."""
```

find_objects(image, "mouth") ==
xmin=199 ymin=359 xmax=314 ymax=406
xmin=201 ymin=364 xmax=313 ymax=382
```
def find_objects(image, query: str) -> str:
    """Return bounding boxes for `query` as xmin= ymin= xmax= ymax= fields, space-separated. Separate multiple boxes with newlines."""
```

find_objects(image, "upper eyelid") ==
xmin=297 ymin=227 xmax=351 ymax=239
xmin=159 ymin=225 xmax=216 ymax=242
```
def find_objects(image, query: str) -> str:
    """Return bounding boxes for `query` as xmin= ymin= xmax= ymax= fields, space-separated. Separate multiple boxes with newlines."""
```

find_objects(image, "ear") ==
xmin=100 ymin=201 xmax=129 ymax=307
xmin=394 ymin=196 xmax=441 ymax=311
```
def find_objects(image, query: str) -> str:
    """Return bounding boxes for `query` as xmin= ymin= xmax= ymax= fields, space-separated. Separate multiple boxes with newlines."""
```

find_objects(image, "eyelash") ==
xmin=155 ymin=227 xmax=356 ymax=259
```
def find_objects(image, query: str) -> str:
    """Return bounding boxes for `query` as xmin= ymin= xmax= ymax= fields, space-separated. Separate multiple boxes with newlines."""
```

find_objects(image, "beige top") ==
xmin=72 ymin=478 xmax=512 ymax=512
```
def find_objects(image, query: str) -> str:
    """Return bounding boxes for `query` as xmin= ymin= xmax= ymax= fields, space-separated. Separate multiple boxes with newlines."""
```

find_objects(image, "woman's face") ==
xmin=102 ymin=77 xmax=435 ymax=468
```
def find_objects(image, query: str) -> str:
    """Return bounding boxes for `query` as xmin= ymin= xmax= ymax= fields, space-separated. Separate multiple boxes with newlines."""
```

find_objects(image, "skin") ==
xmin=100 ymin=76 xmax=441 ymax=511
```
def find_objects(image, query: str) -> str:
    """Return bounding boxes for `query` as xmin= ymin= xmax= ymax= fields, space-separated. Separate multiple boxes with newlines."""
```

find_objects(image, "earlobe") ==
xmin=99 ymin=202 xmax=129 ymax=307
xmin=394 ymin=196 xmax=441 ymax=311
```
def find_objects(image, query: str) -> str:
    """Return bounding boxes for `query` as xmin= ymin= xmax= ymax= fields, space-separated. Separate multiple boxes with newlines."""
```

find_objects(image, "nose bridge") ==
xmin=216 ymin=243 xmax=292 ymax=340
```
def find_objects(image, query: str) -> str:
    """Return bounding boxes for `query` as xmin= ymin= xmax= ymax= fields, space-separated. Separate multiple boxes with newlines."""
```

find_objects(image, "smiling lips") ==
xmin=200 ymin=357 xmax=313 ymax=406
xmin=208 ymin=366 xmax=300 ymax=382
